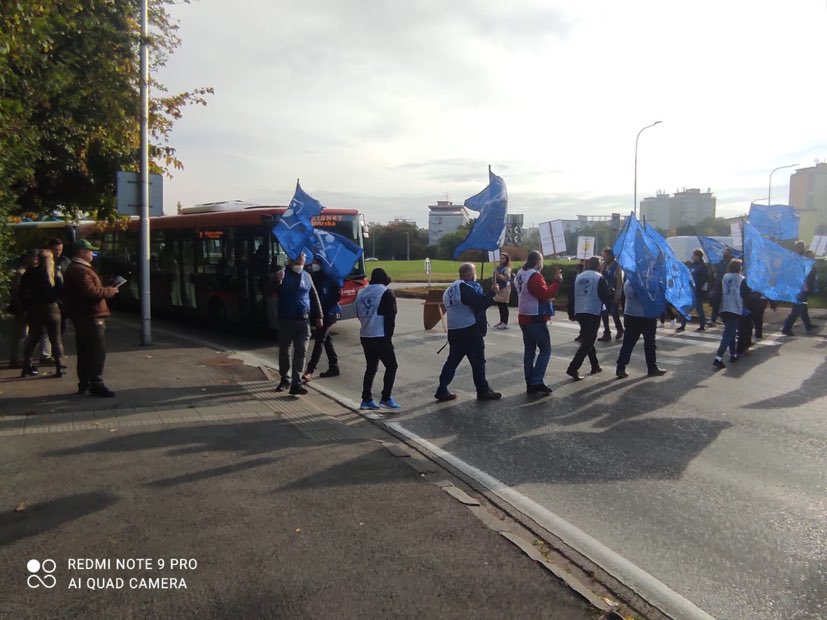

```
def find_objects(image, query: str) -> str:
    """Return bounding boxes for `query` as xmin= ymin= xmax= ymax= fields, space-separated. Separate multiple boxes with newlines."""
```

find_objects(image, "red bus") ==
xmin=78 ymin=202 xmax=369 ymax=329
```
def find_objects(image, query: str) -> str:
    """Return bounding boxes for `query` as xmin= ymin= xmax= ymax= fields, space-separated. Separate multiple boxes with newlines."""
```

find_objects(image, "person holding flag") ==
xmin=616 ymin=275 xmax=668 ymax=379
xmin=434 ymin=263 xmax=502 ymax=402
xmin=781 ymin=242 xmax=817 ymax=336
xmin=270 ymin=253 xmax=323 ymax=395
xmin=301 ymin=257 xmax=342 ymax=383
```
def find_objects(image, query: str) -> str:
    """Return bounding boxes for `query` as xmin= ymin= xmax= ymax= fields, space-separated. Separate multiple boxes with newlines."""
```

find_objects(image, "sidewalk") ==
xmin=0 ymin=317 xmax=600 ymax=619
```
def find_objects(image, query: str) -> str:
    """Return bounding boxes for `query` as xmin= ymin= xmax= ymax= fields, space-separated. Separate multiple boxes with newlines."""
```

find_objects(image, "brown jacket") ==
xmin=63 ymin=259 xmax=116 ymax=319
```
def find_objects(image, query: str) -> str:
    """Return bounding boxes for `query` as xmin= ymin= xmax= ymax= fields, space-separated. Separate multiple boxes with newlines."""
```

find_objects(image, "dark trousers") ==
xmin=437 ymin=326 xmax=489 ymax=395
xmin=496 ymin=302 xmax=509 ymax=324
xmin=278 ymin=319 xmax=310 ymax=387
xmin=782 ymin=303 xmax=812 ymax=332
xmin=9 ymin=311 xmax=27 ymax=364
xmin=616 ymin=315 xmax=657 ymax=371
xmin=680 ymin=293 xmax=707 ymax=328
xmin=23 ymin=303 xmax=64 ymax=365
xmin=73 ymin=316 xmax=107 ymax=386
xmin=601 ymin=303 xmax=623 ymax=334
xmin=736 ymin=314 xmax=753 ymax=353
xmin=569 ymin=314 xmax=601 ymax=372
xmin=361 ymin=336 xmax=397 ymax=401
xmin=306 ymin=315 xmax=338 ymax=373
xmin=751 ymin=298 xmax=768 ymax=338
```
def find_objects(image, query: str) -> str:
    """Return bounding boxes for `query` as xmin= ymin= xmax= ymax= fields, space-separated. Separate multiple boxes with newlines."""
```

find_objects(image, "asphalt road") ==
xmin=144 ymin=300 xmax=826 ymax=620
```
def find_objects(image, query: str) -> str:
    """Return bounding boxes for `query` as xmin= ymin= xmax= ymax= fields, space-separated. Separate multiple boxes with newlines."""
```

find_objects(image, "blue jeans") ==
xmin=520 ymin=321 xmax=551 ymax=386
xmin=782 ymin=303 xmax=812 ymax=332
xmin=716 ymin=315 xmax=739 ymax=357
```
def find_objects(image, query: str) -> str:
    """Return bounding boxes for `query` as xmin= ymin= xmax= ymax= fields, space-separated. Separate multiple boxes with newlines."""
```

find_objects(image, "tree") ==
xmin=0 ymin=0 xmax=212 ymax=220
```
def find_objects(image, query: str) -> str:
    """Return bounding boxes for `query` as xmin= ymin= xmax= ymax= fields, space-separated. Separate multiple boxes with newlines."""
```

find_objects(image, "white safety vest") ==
xmin=443 ymin=280 xmax=477 ymax=330
xmin=515 ymin=268 xmax=553 ymax=317
xmin=356 ymin=284 xmax=388 ymax=337
xmin=720 ymin=273 xmax=744 ymax=316
xmin=574 ymin=271 xmax=604 ymax=315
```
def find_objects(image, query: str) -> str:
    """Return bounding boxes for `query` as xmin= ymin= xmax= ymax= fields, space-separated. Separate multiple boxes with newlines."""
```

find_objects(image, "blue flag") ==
xmin=306 ymin=230 xmax=364 ymax=285
xmin=743 ymin=223 xmax=814 ymax=303
xmin=697 ymin=235 xmax=742 ymax=265
xmin=627 ymin=227 xmax=667 ymax=317
xmin=748 ymin=204 xmax=800 ymax=241
xmin=453 ymin=167 xmax=507 ymax=258
xmin=274 ymin=181 xmax=324 ymax=260
xmin=613 ymin=213 xmax=694 ymax=317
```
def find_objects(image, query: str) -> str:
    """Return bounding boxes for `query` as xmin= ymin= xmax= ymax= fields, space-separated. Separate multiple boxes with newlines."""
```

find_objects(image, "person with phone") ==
xmin=62 ymin=239 xmax=120 ymax=396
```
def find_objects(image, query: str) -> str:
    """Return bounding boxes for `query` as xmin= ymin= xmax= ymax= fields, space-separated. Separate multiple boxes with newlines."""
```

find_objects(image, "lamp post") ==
xmin=402 ymin=232 xmax=410 ymax=261
xmin=634 ymin=121 xmax=662 ymax=219
xmin=751 ymin=197 xmax=768 ymax=204
xmin=768 ymin=163 xmax=798 ymax=206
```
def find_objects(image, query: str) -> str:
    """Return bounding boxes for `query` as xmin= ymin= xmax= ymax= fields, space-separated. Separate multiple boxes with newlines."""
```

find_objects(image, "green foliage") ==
xmin=0 ymin=0 xmax=212 ymax=222
xmin=366 ymin=221 xmax=429 ymax=260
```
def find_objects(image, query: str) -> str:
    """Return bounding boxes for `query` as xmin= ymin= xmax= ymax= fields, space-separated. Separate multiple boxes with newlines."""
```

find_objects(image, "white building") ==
xmin=790 ymin=162 xmax=827 ymax=239
xmin=428 ymin=201 xmax=469 ymax=245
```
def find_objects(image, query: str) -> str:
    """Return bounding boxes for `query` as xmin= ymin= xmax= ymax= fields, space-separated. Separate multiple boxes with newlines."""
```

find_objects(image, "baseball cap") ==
xmin=74 ymin=239 xmax=99 ymax=251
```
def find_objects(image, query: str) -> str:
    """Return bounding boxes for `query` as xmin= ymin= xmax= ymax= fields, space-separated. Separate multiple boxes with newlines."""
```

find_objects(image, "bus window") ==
xmin=197 ymin=231 xmax=226 ymax=275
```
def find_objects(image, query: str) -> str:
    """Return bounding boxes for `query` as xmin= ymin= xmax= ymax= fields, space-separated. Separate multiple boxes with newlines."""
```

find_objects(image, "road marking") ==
xmin=385 ymin=422 xmax=716 ymax=620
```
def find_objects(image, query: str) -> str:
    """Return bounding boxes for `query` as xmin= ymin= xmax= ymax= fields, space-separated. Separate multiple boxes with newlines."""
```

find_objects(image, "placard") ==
xmin=487 ymin=249 xmax=501 ymax=262
xmin=730 ymin=221 xmax=743 ymax=250
xmin=538 ymin=220 xmax=567 ymax=256
xmin=814 ymin=235 xmax=827 ymax=257
xmin=576 ymin=236 xmax=596 ymax=260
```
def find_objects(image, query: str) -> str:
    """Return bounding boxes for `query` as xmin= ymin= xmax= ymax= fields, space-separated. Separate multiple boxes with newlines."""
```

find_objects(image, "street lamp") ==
xmin=402 ymin=232 xmax=410 ymax=261
xmin=634 ymin=121 xmax=662 ymax=219
xmin=768 ymin=163 xmax=798 ymax=206
xmin=751 ymin=197 xmax=768 ymax=204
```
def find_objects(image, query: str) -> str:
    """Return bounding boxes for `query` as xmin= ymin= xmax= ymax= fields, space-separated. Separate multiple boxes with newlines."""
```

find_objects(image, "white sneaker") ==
xmin=499 ymin=324 xmax=510 ymax=330
xmin=493 ymin=322 xmax=503 ymax=329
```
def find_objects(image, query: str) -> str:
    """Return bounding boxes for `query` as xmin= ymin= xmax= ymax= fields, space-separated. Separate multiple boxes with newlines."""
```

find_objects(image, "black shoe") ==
xmin=590 ymin=366 xmax=603 ymax=375
xmin=598 ymin=333 xmax=612 ymax=342
xmin=694 ymin=326 xmax=706 ymax=332
xmin=713 ymin=359 xmax=726 ymax=369
xmin=435 ymin=391 xmax=457 ymax=402
xmin=275 ymin=380 xmax=290 ymax=392
xmin=647 ymin=367 xmax=667 ymax=376
xmin=20 ymin=365 xmax=38 ymax=377
xmin=39 ymin=356 xmax=54 ymax=364
xmin=675 ymin=326 xmax=686 ymax=332
xmin=566 ymin=368 xmax=583 ymax=381
xmin=781 ymin=330 xmax=795 ymax=336
xmin=477 ymin=390 xmax=502 ymax=400
xmin=574 ymin=335 xmax=582 ymax=342
xmin=77 ymin=383 xmax=90 ymax=395
xmin=54 ymin=366 xmax=64 ymax=378
xmin=527 ymin=384 xmax=552 ymax=396
xmin=805 ymin=324 xmax=818 ymax=332
xmin=89 ymin=384 xmax=115 ymax=397
xmin=319 ymin=367 xmax=340 ymax=378
xmin=289 ymin=384 xmax=308 ymax=395
xmin=616 ymin=368 xmax=628 ymax=379
xmin=615 ymin=330 xmax=624 ymax=341
xmin=729 ymin=355 xmax=739 ymax=363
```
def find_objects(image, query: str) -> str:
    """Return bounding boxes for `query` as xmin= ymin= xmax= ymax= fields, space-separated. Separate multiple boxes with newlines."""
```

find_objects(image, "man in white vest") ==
xmin=615 ymin=276 xmax=667 ymax=378
xmin=566 ymin=256 xmax=613 ymax=380
xmin=514 ymin=250 xmax=562 ymax=396
xmin=355 ymin=268 xmax=401 ymax=410
xmin=434 ymin=263 xmax=502 ymax=402
xmin=713 ymin=259 xmax=750 ymax=368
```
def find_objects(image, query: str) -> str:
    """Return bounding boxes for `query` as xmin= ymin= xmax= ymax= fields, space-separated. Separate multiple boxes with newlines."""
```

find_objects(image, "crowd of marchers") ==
xmin=8 ymin=240 xmax=818 ymax=409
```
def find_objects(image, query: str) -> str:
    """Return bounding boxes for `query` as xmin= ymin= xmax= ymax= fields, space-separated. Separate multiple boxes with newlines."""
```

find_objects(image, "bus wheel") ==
xmin=208 ymin=299 xmax=228 ymax=328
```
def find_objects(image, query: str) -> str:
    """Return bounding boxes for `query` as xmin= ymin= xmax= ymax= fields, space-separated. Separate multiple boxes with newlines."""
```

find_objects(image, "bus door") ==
xmin=180 ymin=234 xmax=197 ymax=309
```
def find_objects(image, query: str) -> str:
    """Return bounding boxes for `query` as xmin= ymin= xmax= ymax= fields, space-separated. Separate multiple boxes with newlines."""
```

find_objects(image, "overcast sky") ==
xmin=156 ymin=0 xmax=825 ymax=227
